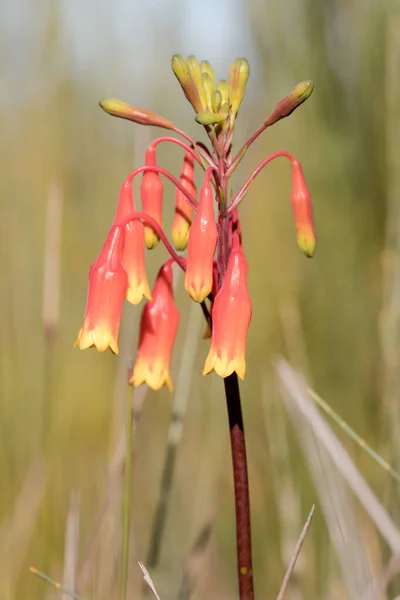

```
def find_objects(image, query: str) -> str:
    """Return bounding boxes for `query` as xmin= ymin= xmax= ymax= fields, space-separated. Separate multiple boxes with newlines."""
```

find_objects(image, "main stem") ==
xmin=224 ymin=374 xmax=254 ymax=600
xmin=217 ymin=162 xmax=254 ymax=600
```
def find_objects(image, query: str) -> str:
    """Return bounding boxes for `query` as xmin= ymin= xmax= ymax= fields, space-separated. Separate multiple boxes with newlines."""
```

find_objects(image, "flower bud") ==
xmin=114 ymin=180 xmax=152 ymax=304
xmin=216 ymin=80 xmax=231 ymax=107
xmin=99 ymin=99 xmax=175 ymax=130
xmin=184 ymin=173 xmax=218 ymax=302
xmin=172 ymin=151 xmax=196 ymax=251
xmin=131 ymin=261 xmax=180 ymax=391
xmin=74 ymin=226 xmax=127 ymax=354
xmin=140 ymin=145 xmax=164 ymax=249
xmin=186 ymin=55 xmax=207 ymax=110
xmin=171 ymin=54 xmax=203 ymax=114
xmin=229 ymin=58 xmax=250 ymax=117
xmin=201 ymin=73 xmax=214 ymax=111
xmin=264 ymin=81 xmax=314 ymax=127
xmin=212 ymin=90 xmax=222 ymax=113
xmin=200 ymin=61 xmax=215 ymax=89
xmin=203 ymin=235 xmax=252 ymax=379
xmin=290 ymin=158 xmax=316 ymax=257
xmin=195 ymin=112 xmax=226 ymax=126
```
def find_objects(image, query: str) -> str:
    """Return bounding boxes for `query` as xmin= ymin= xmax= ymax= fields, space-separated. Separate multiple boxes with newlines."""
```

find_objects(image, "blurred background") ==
xmin=1 ymin=0 xmax=400 ymax=598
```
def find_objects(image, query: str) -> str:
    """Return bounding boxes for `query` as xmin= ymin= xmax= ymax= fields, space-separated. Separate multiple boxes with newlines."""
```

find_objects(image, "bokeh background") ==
xmin=1 ymin=0 xmax=400 ymax=598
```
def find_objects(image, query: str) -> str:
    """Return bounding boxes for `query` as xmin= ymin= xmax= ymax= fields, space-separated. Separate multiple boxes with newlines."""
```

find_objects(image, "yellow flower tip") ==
xmin=126 ymin=282 xmax=153 ymax=305
xmin=297 ymin=230 xmax=317 ymax=258
xmin=131 ymin=361 xmax=173 ymax=391
xmin=73 ymin=329 xmax=83 ymax=348
xmin=144 ymin=227 xmax=160 ymax=249
xmin=202 ymin=349 xmax=217 ymax=376
xmin=184 ymin=278 xmax=212 ymax=304
xmin=93 ymin=327 xmax=119 ymax=354
xmin=203 ymin=351 xmax=246 ymax=380
xmin=75 ymin=329 xmax=95 ymax=350
xmin=172 ymin=229 xmax=190 ymax=252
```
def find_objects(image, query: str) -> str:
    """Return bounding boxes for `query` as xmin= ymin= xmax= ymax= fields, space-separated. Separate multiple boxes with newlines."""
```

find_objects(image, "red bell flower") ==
xmin=75 ymin=226 xmax=127 ymax=354
xmin=131 ymin=261 xmax=179 ymax=390
xmin=203 ymin=234 xmax=252 ymax=379
xmin=290 ymin=158 xmax=316 ymax=257
xmin=172 ymin=151 xmax=196 ymax=251
xmin=140 ymin=145 xmax=164 ymax=249
xmin=184 ymin=172 xmax=217 ymax=302
xmin=115 ymin=180 xmax=152 ymax=304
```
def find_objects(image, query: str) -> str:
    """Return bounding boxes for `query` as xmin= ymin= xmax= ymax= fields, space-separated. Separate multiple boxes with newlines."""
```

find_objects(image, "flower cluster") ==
xmin=75 ymin=55 xmax=316 ymax=390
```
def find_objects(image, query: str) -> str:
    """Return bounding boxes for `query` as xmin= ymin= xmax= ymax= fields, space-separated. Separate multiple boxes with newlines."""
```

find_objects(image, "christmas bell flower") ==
xmin=203 ymin=235 xmax=252 ymax=380
xmin=172 ymin=151 xmax=196 ymax=251
xmin=115 ymin=180 xmax=152 ymax=304
xmin=140 ymin=145 xmax=164 ymax=249
xmin=290 ymin=158 xmax=317 ymax=257
xmin=184 ymin=171 xmax=218 ymax=303
xmin=131 ymin=261 xmax=179 ymax=391
xmin=75 ymin=226 xmax=127 ymax=354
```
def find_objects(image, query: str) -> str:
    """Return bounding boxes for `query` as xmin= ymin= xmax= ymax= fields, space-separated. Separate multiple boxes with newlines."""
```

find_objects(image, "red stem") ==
xmin=125 ymin=165 xmax=197 ymax=210
xmin=114 ymin=212 xmax=187 ymax=271
xmin=228 ymin=151 xmax=294 ymax=215
xmin=149 ymin=136 xmax=206 ymax=170
xmin=171 ymin=126 xmax=217 ymax=168
xmin=216 ymin=158 xmax=254 ymax=600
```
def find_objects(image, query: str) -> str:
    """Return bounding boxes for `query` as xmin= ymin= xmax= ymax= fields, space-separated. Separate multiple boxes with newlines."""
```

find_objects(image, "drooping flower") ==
xmin=184 ymin=171 xmax=217 ymax=302
xmin=172 ymin=151 xmax=196 ymax=251
xmin=140 ymin=145 xmax=164 ymax=249
xmin=115 ymin=180 xmax=151 ymax=304
xmin=131 ymin=261 xmax=179 ymax=390
xmin=290 ymin=158 xmax=316 ymax=257
xmin=203 ymin=235 xmax=252 ymax=380
xmin=75 ymin=226 xmax=127 ymax=354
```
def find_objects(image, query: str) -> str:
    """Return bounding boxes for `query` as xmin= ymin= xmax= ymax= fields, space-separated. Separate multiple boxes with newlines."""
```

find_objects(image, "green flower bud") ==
xmin=195 ymin=112 xmax=227 ymax=125
xmin=265 ymin=81 xmax=314 ymax=126
xmin=186 ymin=55 xmax=207 ymax=110
xmin=200 ymin=61 xmax=215 ymax=89
xmin=229 ymin=58 xmax=250 ymax=116
xmin=216 ymin=80 xmax=231 ymax=107
xmin=171 ymin=54 xmax=203 ymax=114
xmin=202 ymin=73 xmax=214 ymax=111
xmin=212 ymin=90 xmax=222 ymax=113
xmin=99 ymin=99 xmax=175 ymax=129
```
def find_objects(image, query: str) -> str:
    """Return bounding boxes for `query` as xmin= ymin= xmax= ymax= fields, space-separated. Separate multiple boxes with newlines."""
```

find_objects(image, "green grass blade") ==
xmin=308 ymin=387 xmax=400 ymax=485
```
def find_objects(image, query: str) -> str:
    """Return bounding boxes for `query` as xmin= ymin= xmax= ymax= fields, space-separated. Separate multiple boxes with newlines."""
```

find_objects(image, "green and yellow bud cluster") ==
xmin=171 ymin=54 xmax=250 ymax=132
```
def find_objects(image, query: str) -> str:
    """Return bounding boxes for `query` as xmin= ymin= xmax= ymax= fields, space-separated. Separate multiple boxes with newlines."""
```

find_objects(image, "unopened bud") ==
xmin=99 ymin=99 xmax=175 ymax=130
xmin=216 ymin=80 xmax=231 ymax=107
xmin=229 ymin=58 xmax=250 ymax=116
xmin=195 ymin=112 xmax=226 ymax=126
xmin=265 ymin=81 xmax=314 ymax=127
xmin=201 ymin=73 xmax=214 ymax=111
xmin=212 ymin=90 xmax=222 ymax=113
xmin=171 ymin=54 xmax=203 ymax=114
xmin=200 ymin=61 xmax=215 ymax=88
xmin=186 ymin=55 xmax=207 ymax=110
xmin=290 ymin=158 xmax=316 ymax=257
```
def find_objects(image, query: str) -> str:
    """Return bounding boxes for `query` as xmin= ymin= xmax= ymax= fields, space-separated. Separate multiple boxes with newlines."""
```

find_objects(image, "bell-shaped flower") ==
xmin=75 ymin=226 xmax=127 ymax=354
xmin=184 ymin=172 xmax=217 ymax=302
xmin=115 ymin=180 xmax=152 ymax=304
xmin=131 ymin=261 xmax=179 ymax=391
xmin=172 ymin=151 xmax=196 ymax=251
xmin=290 ymin=158 xmax=317 ymax=257
xmin=203 ymin=235 xmax=252 ymax=380
xmin=140 ymin=145 xmax=164 ymax=249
